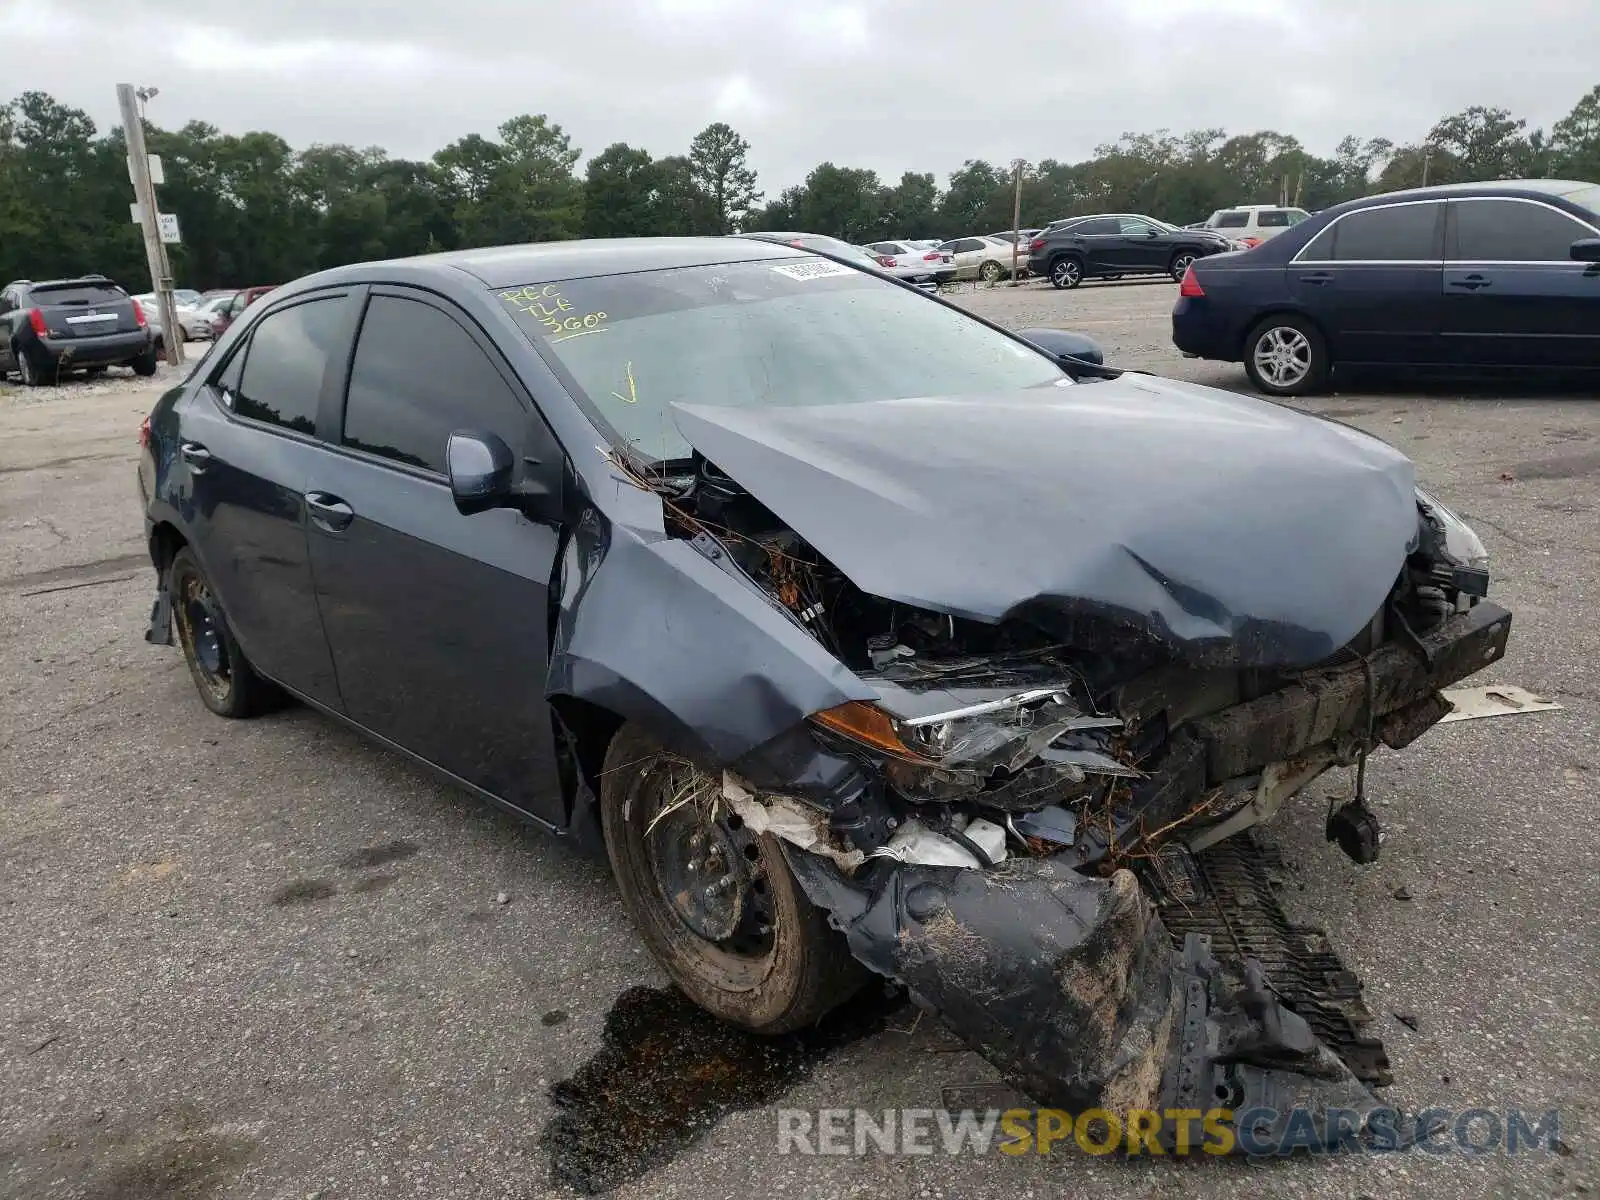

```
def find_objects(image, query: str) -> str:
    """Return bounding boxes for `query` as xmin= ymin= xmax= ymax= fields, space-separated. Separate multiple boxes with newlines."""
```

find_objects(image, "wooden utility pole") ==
xmin=117 ymin=83 xmax=182 ymax=366
xmin=1009 ymin=159 xmax=1024 ymax=286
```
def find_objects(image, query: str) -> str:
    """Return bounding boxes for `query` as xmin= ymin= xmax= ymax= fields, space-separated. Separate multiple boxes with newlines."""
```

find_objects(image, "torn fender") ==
xmin=545 ymin=499 xmax=875 ymax=765
xmin=783 ymin=849 xmax=1381 ymax=1151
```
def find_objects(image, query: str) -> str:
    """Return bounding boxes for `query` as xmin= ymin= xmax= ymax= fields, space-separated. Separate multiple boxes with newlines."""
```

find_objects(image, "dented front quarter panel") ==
xmin=545 ymin=457 xmax=876 ymax=765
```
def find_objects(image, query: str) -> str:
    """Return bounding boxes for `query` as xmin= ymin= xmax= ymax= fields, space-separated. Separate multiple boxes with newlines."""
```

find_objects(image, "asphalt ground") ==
xmin=1 ymin=280 xmax=1595 ymax=1199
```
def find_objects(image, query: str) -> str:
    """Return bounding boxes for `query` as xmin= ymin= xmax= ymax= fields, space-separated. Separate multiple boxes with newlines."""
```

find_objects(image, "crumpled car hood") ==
xmin=673 ymin=376 xmax=1418 ymax=668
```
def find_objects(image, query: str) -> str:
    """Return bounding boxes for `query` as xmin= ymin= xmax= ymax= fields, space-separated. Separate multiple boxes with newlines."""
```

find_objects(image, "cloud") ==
xmin=3 ymin=0 xmax=1593 ymax=193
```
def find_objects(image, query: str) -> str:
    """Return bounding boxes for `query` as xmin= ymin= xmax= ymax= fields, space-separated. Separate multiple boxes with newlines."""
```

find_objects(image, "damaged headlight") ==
xmin=1415 ymin=487 xmax=1490 ymax=597
xmin=812 ymin=690 xmax=1125 ymax=776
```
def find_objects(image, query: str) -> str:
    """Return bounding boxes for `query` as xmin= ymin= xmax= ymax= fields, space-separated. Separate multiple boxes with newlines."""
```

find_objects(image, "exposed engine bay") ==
xmin=599 ymin=410 xmax=1512 ymax=1151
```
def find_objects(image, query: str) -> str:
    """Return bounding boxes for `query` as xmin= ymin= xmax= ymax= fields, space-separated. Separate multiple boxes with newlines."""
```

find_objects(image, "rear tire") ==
xmin=169 ymin=546 xmax=285 ymax=718
xmin=132 ymin=348 xmax=158 ymax=377
xmin=1048 ymin=256 xmax=1084 ymax=290
xmin=600 ymin=723 xmax=866 ymax=1033
xmin=1243 ymin=314 xmax=1329 ymax=397
xmin=16 ymin=344 xmax=52 ymax=387
xmin=1170 ymin=251 xmax=1197 ymax=283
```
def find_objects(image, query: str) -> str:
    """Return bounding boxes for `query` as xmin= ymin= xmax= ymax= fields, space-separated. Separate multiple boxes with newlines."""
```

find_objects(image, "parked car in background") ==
xmin=864 ymin=240 xmax=958 ymax=286
xmin=174 ymin=288 xmax=204 ymax=308
xmin=1027 ymin=215 xmax=1234 ymax=289
xmin=938 ymin=235 xmax=1029 ymax=282
xmin=1204 ymin=205 xmax=1312 ymax=247
xmin=135 ymin=294 xmax=215 ymax=341
xmin=987 ymin=228 xmax=1042 ymax=246
xmin=209 ymin=285 xmax=278 ymax=337
xmin=0 ymin=275 xmax=157 ymax=385
xmin=1173 ymin=179 xmax=1600 ymax=395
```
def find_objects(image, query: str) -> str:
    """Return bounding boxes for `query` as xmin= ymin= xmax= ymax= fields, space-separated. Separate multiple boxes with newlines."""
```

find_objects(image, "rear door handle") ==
xmin=179 ymin=442 xmax=212 ymax=471
xmin=305 ymin=491 xmax=355 ymax=533
xmin=1297 ymin=272 xmax=1335 ymax=285
xmin=1450 ymin=274 xmax=1491 ymax=290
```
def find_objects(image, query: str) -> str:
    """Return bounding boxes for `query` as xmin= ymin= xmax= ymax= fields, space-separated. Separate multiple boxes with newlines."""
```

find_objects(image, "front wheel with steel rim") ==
xmin=169 ymin=546 xmax=284 ymax=718
xmin=1169 ymin=252 xmax=1197 ymax=283
xmin=979 ymin=259 xmax=1005 ymax=283
xmin=1049 ymin=256 xmax=1083 ymax=290
xmin=1243 ymin=315 xmax=1329 ymax=396
xmin=600 ymin=723 xmax=866 ymax=1033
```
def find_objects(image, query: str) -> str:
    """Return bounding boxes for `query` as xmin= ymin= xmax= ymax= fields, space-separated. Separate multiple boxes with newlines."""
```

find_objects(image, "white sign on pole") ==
xmin=158 ymin=213 xmax=181 ymax=244
xmin=147 ymin=154 xmax=164 ymax=185
xmin=130 ymin=201 xmax=143 ymax=225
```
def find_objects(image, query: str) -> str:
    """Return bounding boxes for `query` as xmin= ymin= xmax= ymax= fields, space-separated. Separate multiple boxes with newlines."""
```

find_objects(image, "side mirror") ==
xmin=1016 ymin=327 xmax=1121 ymax=381
xmin=447 ymin=431 xmax=516 ymax=516
xmin=1146 ymin=228 xmax=1159 ymax=238
xmin=1570 ymin=238 xmax=1600 ymax=264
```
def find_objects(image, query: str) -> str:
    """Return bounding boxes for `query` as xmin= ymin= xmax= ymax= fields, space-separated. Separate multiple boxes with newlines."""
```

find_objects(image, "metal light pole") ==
xmin=117 ymin=83 xmax=183 ymax=366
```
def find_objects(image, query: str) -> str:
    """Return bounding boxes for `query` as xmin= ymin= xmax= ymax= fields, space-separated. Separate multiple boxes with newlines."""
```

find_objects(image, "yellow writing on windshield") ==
xmin=499 ymin=284 xmax=608 ymax=342
xmin=609 ymin=361 xmax=639 ymax=405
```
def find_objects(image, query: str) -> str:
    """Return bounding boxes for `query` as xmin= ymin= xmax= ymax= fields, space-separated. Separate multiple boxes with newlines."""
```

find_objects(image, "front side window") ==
xmin=341 ymin=295 xmax=525 ymax=474
xmin=1452 ymin=199 xmax=1595 ymax=262
xmin=233 ymin=298 xmax=344 ymax=434
xmin=499 ymin=258 xmax=1066 ymax=463
xmin=1118 ymin=218 xmax=1159 ymax=237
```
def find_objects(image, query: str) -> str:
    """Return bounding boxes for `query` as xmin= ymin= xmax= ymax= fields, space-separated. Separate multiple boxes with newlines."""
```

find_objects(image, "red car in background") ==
xmin=208 ymin=284 xmax=278 ymax=336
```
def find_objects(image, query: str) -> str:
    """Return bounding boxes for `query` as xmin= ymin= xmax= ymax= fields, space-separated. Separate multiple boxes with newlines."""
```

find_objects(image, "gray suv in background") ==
xmin=0 ymin=275 xmax=157 ymax=385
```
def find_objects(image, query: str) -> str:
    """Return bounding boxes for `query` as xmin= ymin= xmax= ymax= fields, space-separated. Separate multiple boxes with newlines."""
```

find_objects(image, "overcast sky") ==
xmin=3 ymin=0 xmax=1595 ymax=191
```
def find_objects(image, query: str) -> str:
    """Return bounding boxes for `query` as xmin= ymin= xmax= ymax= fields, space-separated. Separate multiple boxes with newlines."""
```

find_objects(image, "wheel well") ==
xmin=1049 ymin=250 xmax=1083 ymax=267
xmin=1238 ymin=307 xmax=1323 ymax=360
xmin=148 ymin=520 xmax=187 ymax=572
xmin=550 ymin=695 xmax=623 ymax=828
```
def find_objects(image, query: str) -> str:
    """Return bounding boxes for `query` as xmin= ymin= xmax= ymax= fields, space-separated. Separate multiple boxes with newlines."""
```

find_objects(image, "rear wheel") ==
xmin=1049 ymin=256 xmax=1083 ymax=290
xmin=600 ymin=724 xmax=865 ymax=1033
xmin=1243 ymin=314 xmax=1329 ymax=396
xmin=132 ymin=348 xmax=158 ymax=377
xmin=169 ymin=547 xmax=284 ymax=718
xmin=16 ymin=344 xmax=52 ymax=387
xmin=1170 ymin=252 xmax=1197 ymax=282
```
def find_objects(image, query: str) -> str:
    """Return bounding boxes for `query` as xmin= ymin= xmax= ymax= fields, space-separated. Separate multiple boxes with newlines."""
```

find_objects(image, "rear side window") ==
xmin=1257 ymin=210 xmax=1291 ymax=227
xmin=1308 ymin=202 xmax=1443 ymax=261
xmin=1451 ymin=198 xmax=1595 ymax=262
xmin=1072 ymin=218 xmax=1118 ymax=236
xmin=234 ymin=298 xmax=344 ymax=434
xmin=341 ymin=295 xmax=526 ymax=474
xmin=1213 ymin=211 xmax=1249 ymax=228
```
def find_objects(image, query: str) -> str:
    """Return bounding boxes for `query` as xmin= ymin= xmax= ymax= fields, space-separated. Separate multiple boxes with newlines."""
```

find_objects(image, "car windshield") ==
xmin=500 ymin=258 xmax=1067 ymax=462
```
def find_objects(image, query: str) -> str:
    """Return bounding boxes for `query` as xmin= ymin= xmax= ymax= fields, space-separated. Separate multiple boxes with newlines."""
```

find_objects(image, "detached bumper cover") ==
xmin=786 ymin=851 xmax=1383 ymax=1151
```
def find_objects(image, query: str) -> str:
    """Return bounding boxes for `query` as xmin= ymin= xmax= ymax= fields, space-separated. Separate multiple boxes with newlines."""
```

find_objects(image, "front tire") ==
xmin=600 ymin=723 xmax=865 ymax=1033
xmin=1243 ymin=314 xmax=1329 ymax=396
xmin=979 ymin=259 xmax=1005 ymax=283
xmin=1169 ymin=252 xmax=1197 ymax=282
xmin=1048 ymin=256 xmax=1083 ymax=290
xmin=170 ymin=547 xmax=284 ymax=717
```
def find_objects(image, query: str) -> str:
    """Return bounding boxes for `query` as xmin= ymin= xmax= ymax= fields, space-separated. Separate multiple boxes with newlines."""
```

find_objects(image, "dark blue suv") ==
xmin=1171 ymin=179 xmax=1600 ymax=395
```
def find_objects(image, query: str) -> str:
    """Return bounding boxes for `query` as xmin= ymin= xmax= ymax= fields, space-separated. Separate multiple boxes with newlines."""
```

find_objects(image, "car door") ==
xmin=304 ymin=288 xmax=566 ymax=825
xmin=1442 ymin=196 xmax=1600 ymax=368
xmin=1289 ymin=200 xmax=1445 ymax=365
xmin=1116 ymin=217 xmax=1167 ymax=271
xmin=176 ymin=289 xmax=361 ymax=708
xmin=0 ymin=288 xmax=16 ymax=371
xmin=1059 ymin=217 xmax=1119 ymax=274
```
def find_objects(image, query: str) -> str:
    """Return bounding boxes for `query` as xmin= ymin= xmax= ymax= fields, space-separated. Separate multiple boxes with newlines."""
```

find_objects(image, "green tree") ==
xmin=882 ymin=172 xmax=939 ymax=236
xmin=797 ymin=163 xmax=886 ymax=242
xmin=1426 ymin=105 xmax=1538 ymax=181
xmin=688 ymin=122 xmax=761 ymax=233
xmin=582 ymin=143 xmax=660 ymax=237
xmin=1551 ymin=84 xmax=1600 ymax=179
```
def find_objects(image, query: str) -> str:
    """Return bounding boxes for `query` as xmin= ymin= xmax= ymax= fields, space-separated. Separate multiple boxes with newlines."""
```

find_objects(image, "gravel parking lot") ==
xmin=2 ymin=279 xmax=1595 ymax=1200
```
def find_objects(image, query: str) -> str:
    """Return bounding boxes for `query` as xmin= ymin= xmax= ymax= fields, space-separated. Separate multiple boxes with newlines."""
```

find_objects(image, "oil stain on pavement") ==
xmin=542 ymin=985 xmax=894 ymax=1193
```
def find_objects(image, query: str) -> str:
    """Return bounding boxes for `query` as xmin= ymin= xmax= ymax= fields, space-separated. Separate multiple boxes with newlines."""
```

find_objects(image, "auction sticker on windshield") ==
xmin=769 ymin=260 xmax=857 ymax=281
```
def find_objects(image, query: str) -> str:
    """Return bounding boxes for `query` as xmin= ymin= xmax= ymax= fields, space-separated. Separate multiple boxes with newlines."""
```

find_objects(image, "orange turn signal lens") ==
xmin=810 ymin=701 xmax=932 ymax=763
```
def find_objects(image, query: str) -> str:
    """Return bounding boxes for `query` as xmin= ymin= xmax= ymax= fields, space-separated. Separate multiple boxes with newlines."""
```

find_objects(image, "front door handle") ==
xmin=305 ymin=491 xmax=355 ymax=532
xmin=179 ymin=442 xmax=212 ymax=471
xmin=1449 ymin=274 xmax=1492 ymax=290
xmin=1298 ymin=272 xmax=1335 ymax=286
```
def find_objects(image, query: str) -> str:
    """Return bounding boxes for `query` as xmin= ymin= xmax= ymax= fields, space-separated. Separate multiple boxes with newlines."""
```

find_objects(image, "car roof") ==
xmin=1323 ymin=179 xmax=1600 ymax=219
xmin=305 ymin=237 xmax=803 ymax=292
xmin=1213 ymin=204 xmax=1306 ymax=212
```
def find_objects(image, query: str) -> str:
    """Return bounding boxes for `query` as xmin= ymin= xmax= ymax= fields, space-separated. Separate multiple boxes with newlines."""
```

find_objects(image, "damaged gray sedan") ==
xmin=138 ymin=237 xmax=1511 ymax=1151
